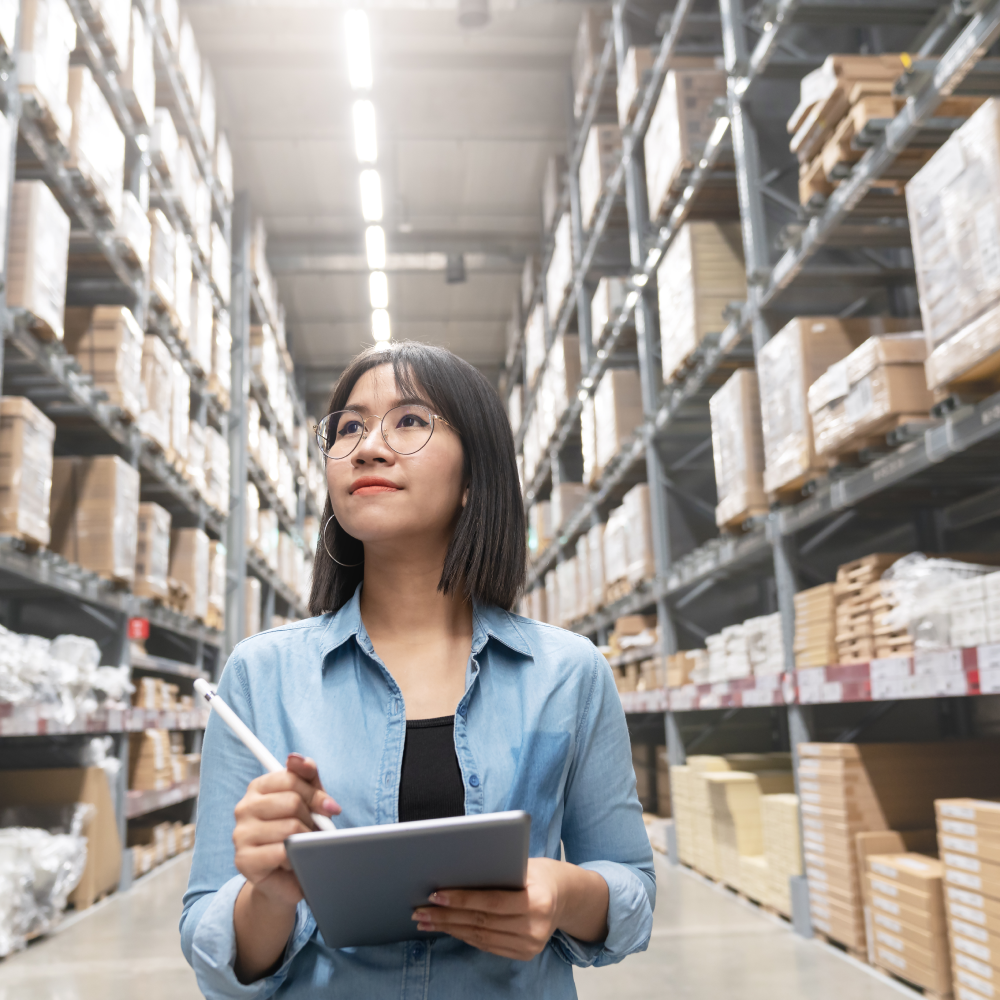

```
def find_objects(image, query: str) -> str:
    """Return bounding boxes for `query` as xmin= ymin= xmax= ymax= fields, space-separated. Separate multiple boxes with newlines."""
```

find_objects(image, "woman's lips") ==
xmin=352 ymin=485 xmax=399 ymax=496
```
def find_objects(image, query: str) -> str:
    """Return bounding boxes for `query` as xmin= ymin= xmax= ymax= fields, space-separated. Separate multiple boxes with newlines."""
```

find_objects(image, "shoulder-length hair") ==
xmin=308 ymin=341 xmax=526 ymax=616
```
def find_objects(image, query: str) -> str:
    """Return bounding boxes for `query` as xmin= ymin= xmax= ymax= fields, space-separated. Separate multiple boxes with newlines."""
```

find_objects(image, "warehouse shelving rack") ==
xmin=511 ymin=0 xmax=1000 ymax=941
xmin=0 ymin=0 xmax=312 ymax=902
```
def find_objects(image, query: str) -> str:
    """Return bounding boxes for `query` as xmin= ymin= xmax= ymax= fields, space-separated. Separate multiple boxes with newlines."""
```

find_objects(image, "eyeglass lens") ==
xmin=317 ymin=405 xmax=435 ymax=458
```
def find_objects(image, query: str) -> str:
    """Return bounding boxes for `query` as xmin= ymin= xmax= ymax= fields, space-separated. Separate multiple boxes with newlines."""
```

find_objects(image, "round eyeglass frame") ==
xmin=313 ymin=405 xmax=457 ymax=460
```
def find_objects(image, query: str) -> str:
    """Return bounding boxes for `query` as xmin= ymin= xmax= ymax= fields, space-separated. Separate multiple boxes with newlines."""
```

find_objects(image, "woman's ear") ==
xmin=461 ymin=486 xmax=469 ymax=509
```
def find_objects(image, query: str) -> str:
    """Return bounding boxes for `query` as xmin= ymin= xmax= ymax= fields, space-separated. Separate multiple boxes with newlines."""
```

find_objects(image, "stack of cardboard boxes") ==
xmin=793 ymin=583 xmax=838 ymax=668
xmin=833 ymin=554 xmax=901 ymax=664
xmin=129 ymin=821 xmax=196 ymax=877
xmin=0 ymin=396 xmax=56 ymax=547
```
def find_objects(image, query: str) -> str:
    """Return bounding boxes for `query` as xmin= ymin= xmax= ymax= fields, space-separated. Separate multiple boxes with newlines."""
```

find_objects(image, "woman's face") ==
xmin=326 ymin=364 xmax=466 ymax=551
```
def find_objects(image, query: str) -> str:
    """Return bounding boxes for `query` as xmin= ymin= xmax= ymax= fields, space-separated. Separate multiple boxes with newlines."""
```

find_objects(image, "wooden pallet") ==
xmin=604 ymin=577 xmax=635 ymax=605
xmin=878 ymin=968 xmax=953 ymax=1000
xmin=813 ymin=929 xmax=867 ymax=963
xmin=204 ymin=606 xmax=224 ymax=632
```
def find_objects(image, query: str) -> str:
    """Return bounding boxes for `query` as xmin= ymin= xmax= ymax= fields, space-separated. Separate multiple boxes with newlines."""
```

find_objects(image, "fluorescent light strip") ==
xmin=365 ymin=226 xmax=386 ymax=270
xmin=345 ymin=10 xmax=372 ymax=90
xmin=372 ymin=309 xmax=391 ymax=342
xmin=352 ymin=100 xmax=377 ymax=163
xmin=369 ymin=270 xmax=388 ymax=309
xmin=360 ymin=169 xmax=383 ymax=222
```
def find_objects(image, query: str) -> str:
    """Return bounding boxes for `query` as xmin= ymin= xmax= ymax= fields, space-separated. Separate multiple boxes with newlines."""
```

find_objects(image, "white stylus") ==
xmin=194 ymin=678 xmax=336 ymax=831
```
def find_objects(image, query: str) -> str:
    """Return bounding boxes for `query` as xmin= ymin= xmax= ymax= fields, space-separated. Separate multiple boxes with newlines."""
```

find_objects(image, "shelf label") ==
xmin=871 ymin=657 xmax=911 ymax=681
xmin=129 ymin=617 xmax=150 ymax=640
xmin=978 ymin=645 xmax=1000 ymax=671
xmin=914 ymin=649 xmax=962 ymax=675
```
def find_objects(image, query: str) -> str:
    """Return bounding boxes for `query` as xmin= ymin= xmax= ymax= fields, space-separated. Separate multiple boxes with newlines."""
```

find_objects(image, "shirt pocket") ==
xmin=501 ymin=730 xmax=570 ymax=855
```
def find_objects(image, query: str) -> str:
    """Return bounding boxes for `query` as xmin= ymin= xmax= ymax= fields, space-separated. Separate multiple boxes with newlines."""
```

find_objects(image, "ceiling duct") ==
xmin=458 ymin=0 xmax=489 ymax=29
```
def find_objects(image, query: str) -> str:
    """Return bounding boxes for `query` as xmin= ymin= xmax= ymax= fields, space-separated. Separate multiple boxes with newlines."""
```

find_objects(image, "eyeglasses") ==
xmin=314 ymin=404 xmax=456 ymax=460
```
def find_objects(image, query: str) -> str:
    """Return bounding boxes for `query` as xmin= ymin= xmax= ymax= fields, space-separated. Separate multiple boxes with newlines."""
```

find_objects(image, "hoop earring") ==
xmin=323 ymin=514 xmax=362 ymax=568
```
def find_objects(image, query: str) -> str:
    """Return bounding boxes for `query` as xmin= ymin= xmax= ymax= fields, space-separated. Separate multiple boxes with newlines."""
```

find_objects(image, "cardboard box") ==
xmin=657 ymin=221 xmax=745 ymax=384
xmin=139 ymin=333 xmax=173 ymax=451
xmin=170 ymin=527 xmax=209 ymax=621
xmin=623 ymin=483 xmax=655 ymax=585
xmin=50 ymin=455 xmax=140 ymax=583
xmin=129 ymin=729 xmax=173 ymax=791
xmin=245 ymin=575 xmax=262 ymax=636
xmin=590 ymin=368 xmax=643 ymax=483
xmin=17 ymin=0 xmax=76 ymax=145
xmin=0 ymin=766 xmax=122 ymax=910
xmin=571 ymin=8 xmax=609 ymax=118
xmin=64 ymin=307 xmax=145 ymax=421
xmin=617 ymin=45 xmax=654 ymax=127
xmin=7 ymin=180 xmax=71 ymax=340
xmin=0 ymin=396 xmax=56 ymax=546
xmin=759 ymin=317 xmax=916 ymax=494
xmin=579 ymin=123 xmax=621 ymax=230
xmin=545 ymin=214 xmax=574 ymax=326
xmin=710 ymin=369 xmax=768 ymax=529
xmin=925 ymin=298 xmax=1000 ymax=391
xmin=134 ymin=502 xmax=171 ymax=599
xmin=148 ymin=208 xmax=176 ymax=311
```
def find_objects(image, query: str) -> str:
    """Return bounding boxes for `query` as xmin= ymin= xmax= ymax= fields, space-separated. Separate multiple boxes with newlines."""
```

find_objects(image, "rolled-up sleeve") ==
xmin=179 ymin=651 xmax=316 ymax=999
xmin=550 ymin=649 xmax=656 ymax=968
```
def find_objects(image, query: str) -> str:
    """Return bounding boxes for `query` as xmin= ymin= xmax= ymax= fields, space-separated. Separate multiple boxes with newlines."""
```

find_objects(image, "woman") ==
xmin=181 ymin=342 xmax=655 ymax=998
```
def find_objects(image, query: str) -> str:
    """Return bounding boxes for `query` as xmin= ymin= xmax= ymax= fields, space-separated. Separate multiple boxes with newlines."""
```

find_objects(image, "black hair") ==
xmin=308 ymin=341 xmax=526 ymax=616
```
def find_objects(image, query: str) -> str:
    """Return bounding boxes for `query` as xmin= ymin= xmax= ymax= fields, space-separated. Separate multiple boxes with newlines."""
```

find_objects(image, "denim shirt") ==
xmin=180 ymin=586 xmax=655 ymax=999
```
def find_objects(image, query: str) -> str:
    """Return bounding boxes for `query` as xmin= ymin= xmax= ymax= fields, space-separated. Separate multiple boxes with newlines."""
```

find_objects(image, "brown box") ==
xmin=50 ymin=455 xmax=140 ymax=584
xmin=579 ymin=123 xmax=621 ymax=231
xmin=134 ymin=502 xmax=171 ymax=599
xmin=170 ymin=527 xmax=209 ymax=621
xmin=139 ymin=333 xmax=173 ymax=451
xmin=711 ymin=369 xmax=768 ymax=529
xmin=874 ymin=942 xmax=953 ymax=994
xmin=129 ymin=729 xmax=174 ymax=791
xmin=588 ymin=368 xmax=643 ymax=485
xmin=617 ymin=45 xmax=654 ymax=127
xmin=0 ymin=767 xmax=121 ymax=909
xmin=0 ymin=396 xmax=56 ymax=546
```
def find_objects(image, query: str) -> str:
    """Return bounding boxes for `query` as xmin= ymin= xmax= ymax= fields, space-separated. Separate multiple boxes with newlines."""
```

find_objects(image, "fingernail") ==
xmin=323 ymin=798 xmax=336 ymax=813
xmin=430 ymin=892 xmax=447 ymax=905
xmin=287 ymin=752 xmax=304 ymax=761
xmin=418 ymin=922 xmax=433 ymax=931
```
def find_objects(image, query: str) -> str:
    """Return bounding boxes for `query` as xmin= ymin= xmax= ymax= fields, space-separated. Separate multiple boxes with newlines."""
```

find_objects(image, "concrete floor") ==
xmin=0 ymin=853 xmax=913 ymax=999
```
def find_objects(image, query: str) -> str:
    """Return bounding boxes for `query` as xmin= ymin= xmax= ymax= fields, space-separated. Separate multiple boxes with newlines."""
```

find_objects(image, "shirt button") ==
xmin=457 ymin=704 xmax=467 ymax=717
xmin=468 ymin=774 xmax=479 ymax=788
xmin=412 ymin=942 xmax=424 ymax=959
xmin=383 ymin=773 xmax=392 ymax=786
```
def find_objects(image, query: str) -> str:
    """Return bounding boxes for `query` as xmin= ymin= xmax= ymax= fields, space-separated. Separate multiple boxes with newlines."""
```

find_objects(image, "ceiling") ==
xmin=183 ymin=0 xmax=587 ymax=414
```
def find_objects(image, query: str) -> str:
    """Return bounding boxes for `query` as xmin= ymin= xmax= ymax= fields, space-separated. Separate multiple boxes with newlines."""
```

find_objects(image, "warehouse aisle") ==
xmin=0 ymin=851 xmax=908 ymax=1000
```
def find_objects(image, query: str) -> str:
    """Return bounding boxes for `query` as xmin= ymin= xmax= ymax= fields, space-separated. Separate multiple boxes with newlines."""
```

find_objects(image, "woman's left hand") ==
xmin=411 ymin=857 xmax=595 ymax=961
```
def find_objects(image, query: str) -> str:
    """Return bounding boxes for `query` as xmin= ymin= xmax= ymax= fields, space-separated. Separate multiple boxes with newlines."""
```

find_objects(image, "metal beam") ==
xmin=268 ymin=251 xmax=522 ymax=276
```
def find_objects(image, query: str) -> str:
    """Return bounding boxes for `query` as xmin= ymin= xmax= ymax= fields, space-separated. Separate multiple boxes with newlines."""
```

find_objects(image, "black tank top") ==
xmin=397 ymin=715 xmax=466 ymax=823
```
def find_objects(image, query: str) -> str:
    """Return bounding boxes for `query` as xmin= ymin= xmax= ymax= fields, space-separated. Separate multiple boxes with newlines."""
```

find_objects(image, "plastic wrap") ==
xmin=177 ymin=16 xmax=201 ymax=110
xmin=156 ymin=0 xmax=178 ymax=51
xmin=744 ymin=613 xmax=785 ymax=676
xmin=204 ymin=426 xmax=230 ymax=515
xmin=586 ymin=522 xmax=605 ymax=613
xmin=170 ymin=528 xmax=209 ymax=621
xmin=557 ymin=557 xmax=578 ymax=627
xmin=245 ymin=576 xmax=262 ymax=636
xmin=7 ymin=181 xmax=71 ymax=341
xmin=134 ymin=502 xmax=171 ymax=600
xmin=194 ymin=179 xmax=211 ymax=258
xmin=17 ymin=0 xmax=76 ymax=145
xmin=581 ymin=395 xmax=597 ymax=486
xmin=0 ymin=396 xmax=56 ymax=546
xmin=0 ymin=804 xmax=90 ymax=956
xmin=907 ymin=98 xmax=1000 ymax=351
xmin=211 ymin=311 xmax=232 ymax=404
xmin=116 ymin=190 xmax=151 ymax=270
xmin=0 ymin=112 xmax=10 ymax=277
xmin=656 ymin=221 xmax=745 ymax=384
xmin=536 ymin=334 xmax=580 ymax=454
xmin=67 ymin=65 xmax=125 ymax=223
xmin=545 ymin=214 xmax=573 ymax=326
xmin=571 ymin=9 xmax=609 ymax=118
xmin=65 ymin=306 xmax=145 ymax=421
xmin=617 ymin=45 xmax=654 ymax=126
xmin=123 ymin=5 xmax=154 ymax=126
xmin=523 ymin=303 xmax=546 ymax=388
xmin=0 ymin=0 xmax=16 ymax=50
xmin=170 ymin=358 xmax=190 ymax=466
xmin=622 ymin=483 xmax=655 ymax=585
xmin=139 ymin=333 xmax=173 ymax=450
xmin=257 ymin=509 xmax=279 ymax=570
xmin=186 ymin=419 xmax=205 ymax=493
xmin=209 ymin=540 xmax=225 ymax=620
xmin=602 ymin=503 xmax=630 ymax=588
xmin=245 ymin=481 xmax=260 ymax=549
xmin=528 ymin=500 xmax=551 ymax=555
xmin=575 ymin=537 xmax=590 ymax=619
xmin=924 ymin=298 xmax=1000 ymax=390
xmin=710 ymin=369 xmax=767 ymax=529
xmin=211 ymin=222 xmax=231 ymax=305
xmin=175 ymin=137 xmax=197 ymax=223
xmin=507 ymin=383 xmax=522 ymax=434
xmin=188 ymin=279 xmax=213 ymax=375
xmin=215 ymin=130 xmax=234 ymax=204
xmin=593 ymin=368 xmax=643 ymax=477
xmin=550 ymin=482 xmax=587 ymax=532
xmin=644 ymin=66 xmax=726 ymax=221
xmin=174 ymin=233 xmax=192 ymax=337
xmin=148 ymin=208 xmax=176 ymax=310
xmin=579 ymin=123 xmax=621 ymax=230
xmin=151 ymin=108 xmax=179 ymax=181
xmin=200 ymin=60 xmax=216 ymax=153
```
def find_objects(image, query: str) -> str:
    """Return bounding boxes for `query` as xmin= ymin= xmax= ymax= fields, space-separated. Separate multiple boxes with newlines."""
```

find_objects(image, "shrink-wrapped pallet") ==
xmin=200 ymin=60 xmax=216 ymax=154
xmin=211 ymin=223 xmax=231 ymax=305
xmin=592 ymin=369 xmax=643 ymax=480
xmin=7 ymin=180 xmax=71 ymax=341
xmin=645 ymin=65 xmax=726 ymax=221
xmin=148 ymin=209 xmax=176 ymax=312
xmin=536 ymin=334 xmax=581 ymax=451
xmin=579 ymin=123 xmax=621 ymax=231
xmin=524 ymin=303 xmax=546 ymax=389
xmin=617 ymin=45 xmax=653 ymax=127
xmin=586 ymin=522 xmax=605 ymax=612
xmin=602 ymin=503 xmax=630 ymax=595
xmin=245 ymin=576 xmax=262 ymax=637
xmin=257 ymin=508 xmax=279 ymax=571
xmin=67 ymin=65 xmax=125 ymax=223
xmin=809 ymin=333 xmax=930 ymax=459
xmin=156 ymin=0 xmax=179 ymax=51
xmin=571 ymin=8 xmax=609 ymax=119
xmin=194 ymin=179 xmax=211 ymax=259
xmin=557 ymin=556 xmax=577 ymax=627
xmin=245 ymin=481 xmax=259 ymax=550
xmin=215 ymin=130 xmax=234 ymax=204
xmin=550 ymin=482 xmax=587 ymax=533
xmin=189 ymin=279 xmax=214 ymax=375
xmin=545 ymin=214 xmax=574 ymax=326
xmin=541 ymin=155 xmax=566 ymax=235
xmin=710 ymin=369 xmax=767 ymax=529
xmin=0 ymin=397 xmax=55 ymax=546
xmin=175 ymin=234 xmax=193 ymax=340
xmin=581 ymin=395 xmax=598 ymax=487
xmin=762 ymin=793 xmax=802 ymax=916
xmin=175 ymin=137 xmax=197 ymax=224
xmin=64 ymin=306 xmax=145 ymax=421
xmin=758 ymin=316 xmax=911 ymax=495
xmin=176 ymin=16 xmax=201 ymax=112
xmin=17 ymin=0 xmax=76 ymax=144
xmin=907 ymin=99 xmax=1000 ymax=388
xmin=0 ymin=112 xmax=10 ymax=276
xmin=116 ymin=190 xmax=151 ymax=270
xmin=134 ymin=502 xmax=171 ymax=599
xmin=122 ymin=6 xmax=154 ymax=126
xmin=591 ymin=275 xmax=628 ymax=339
xmin=0 ymin=0 xmax=16 ymax=50
xmin=205 ymin=427 xmax=230 ymax=516
xmin=186 ymin=419 xmax=205 ymax=494
xmin=170 ymin=359 xmax=190 ymax=469
xmin=507 ymin=383 xmax=522 ymax=434
xmin=50 ymin=456 xmax=140 ymax=583
xmin=656 ymin=221 xmax=745 ymax=384
xmin=170 ymin=527 xmax=209 ymax=621
xmin=151 ymin=107 xmax=179 ymax=182
xmin=211 ymin=312 xmax=232 ymax=407
xmin=623 ymin=483 xmax=655 ymax=585
xmin=139 ymin=334 xmax=173 ymax=451
xmin=90 ymin=0 xmax=130 ymax=70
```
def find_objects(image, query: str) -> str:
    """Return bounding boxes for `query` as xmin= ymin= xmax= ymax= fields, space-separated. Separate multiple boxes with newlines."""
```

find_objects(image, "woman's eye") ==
xmin=397 ymin=414 xmax=427 ymax=428
xmin=339 ymin=421 xmax=362 ymax=436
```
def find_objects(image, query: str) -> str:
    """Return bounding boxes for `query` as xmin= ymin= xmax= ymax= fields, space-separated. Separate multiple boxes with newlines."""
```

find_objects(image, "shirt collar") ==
xmin=319 ymin=583 xmax=531 ymax=662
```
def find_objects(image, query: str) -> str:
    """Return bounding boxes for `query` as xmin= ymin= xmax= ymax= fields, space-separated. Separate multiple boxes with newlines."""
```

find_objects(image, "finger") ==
xmin=413 ymin=907 xmax=525 ymax=934
xmin=247 ymin=791 xmax=315 ymax=826
xmin=286 ymin=753 xmax=320 ymax=785
xmin=429 ymin=888 xmax=528 ymax=915
xmin=433 ymin=924 xmax=530 ymax=960
xmin=235 ymin=842 xmax=288 ymax=880
xmin=237 ymin=816 xmax=312 ymax=847
xmin=309 ymin=786 xmax=341 ymax=817
xmin=253 ymin=771 xmax=337 ymax=815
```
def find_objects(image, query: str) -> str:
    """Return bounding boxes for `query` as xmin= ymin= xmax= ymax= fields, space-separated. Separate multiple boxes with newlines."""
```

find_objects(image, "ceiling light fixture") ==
xmin=359 ymin=169 xmax=383 ymax=222
xmin=345 ymin=10 xmax=372 ymax=90
xmin=352 ymin=100 xmax=377 ymax=163
xmin=372 ymin=308 xmax=391 ymax=342
xmin=369 ymin=270 xmax=388 ymax=309
xmin=365 ymin=225 xmax=386 ymax=270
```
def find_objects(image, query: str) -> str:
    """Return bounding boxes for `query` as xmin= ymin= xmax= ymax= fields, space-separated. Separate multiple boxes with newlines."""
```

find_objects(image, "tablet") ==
xmin=285 ymin=810 xmax=531 ymax=948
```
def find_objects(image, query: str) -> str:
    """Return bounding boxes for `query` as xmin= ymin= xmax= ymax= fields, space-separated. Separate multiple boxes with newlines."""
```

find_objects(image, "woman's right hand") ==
xmin=233 ymin=753 xmax=340 ymax=908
